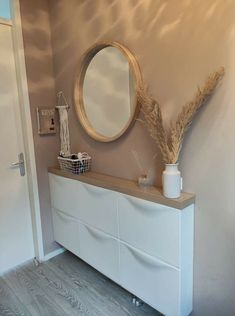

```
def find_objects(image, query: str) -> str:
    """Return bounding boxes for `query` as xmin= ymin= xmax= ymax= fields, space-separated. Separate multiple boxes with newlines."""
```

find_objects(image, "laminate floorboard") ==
xmin=0 ymin=251 xmax=161 ymax=316
xmin=0 ymin=278 xmax=30 ymax=316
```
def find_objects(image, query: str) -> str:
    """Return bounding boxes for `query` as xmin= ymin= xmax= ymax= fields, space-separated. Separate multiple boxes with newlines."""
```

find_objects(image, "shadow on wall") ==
xmin=48 ymin=1 xmax=235 ymax=316
xmin=47 ymin=0 xmax=233 ymax=183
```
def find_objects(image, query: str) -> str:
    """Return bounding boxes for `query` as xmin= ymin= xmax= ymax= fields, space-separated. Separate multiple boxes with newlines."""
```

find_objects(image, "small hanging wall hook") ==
xmin=56 ymin=91 xmax=70 ymax=110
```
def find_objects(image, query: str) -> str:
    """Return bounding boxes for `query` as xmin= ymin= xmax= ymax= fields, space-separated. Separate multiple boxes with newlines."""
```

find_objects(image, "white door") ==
xmin=0 ymin=22 xmax=34 ymax=274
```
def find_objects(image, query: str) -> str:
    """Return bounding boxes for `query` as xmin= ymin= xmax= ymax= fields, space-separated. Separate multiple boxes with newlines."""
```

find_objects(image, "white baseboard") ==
xmin=0 ymin=257 xmax=34 ymax=276
xmin=0 ymin=248 xmax=66 ymax=275
xmin=42 ymin=247 xmax=66 ymax=262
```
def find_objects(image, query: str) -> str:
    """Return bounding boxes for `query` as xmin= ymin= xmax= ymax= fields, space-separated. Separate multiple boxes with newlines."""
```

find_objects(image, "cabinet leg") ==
xmin=33 ymin=257 xmax=40 ymax=267
xmin=132 ymin=296 xmax=143 ymax=307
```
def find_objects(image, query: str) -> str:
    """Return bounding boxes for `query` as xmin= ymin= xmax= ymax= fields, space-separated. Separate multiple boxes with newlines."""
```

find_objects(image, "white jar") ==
xmin=163 ymin=163 xmax=182 ymax=198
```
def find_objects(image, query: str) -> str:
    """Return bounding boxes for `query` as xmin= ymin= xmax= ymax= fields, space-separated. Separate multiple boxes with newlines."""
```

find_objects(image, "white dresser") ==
xmin=48 ymin=168 xmax=195 ymax=316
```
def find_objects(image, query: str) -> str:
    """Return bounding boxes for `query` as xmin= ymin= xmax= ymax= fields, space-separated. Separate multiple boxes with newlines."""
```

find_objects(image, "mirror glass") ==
xmin=83 ymin=47 xmax=135 ymax=138
xmin=74 ymin=43 xmax=141 ymax=142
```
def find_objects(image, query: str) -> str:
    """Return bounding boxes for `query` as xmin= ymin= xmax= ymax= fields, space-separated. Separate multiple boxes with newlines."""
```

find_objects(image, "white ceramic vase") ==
xmin=163 ymin=163 xmax=182 ymax=198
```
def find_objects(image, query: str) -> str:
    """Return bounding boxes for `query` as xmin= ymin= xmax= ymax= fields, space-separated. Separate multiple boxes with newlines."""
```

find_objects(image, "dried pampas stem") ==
xmin=138 ymin=67 xmax=225 ymax=164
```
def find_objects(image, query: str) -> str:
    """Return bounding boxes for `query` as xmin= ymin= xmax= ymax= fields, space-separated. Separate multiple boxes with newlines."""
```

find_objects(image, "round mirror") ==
xmin=74 ymin=42 xmax=142 ymax=142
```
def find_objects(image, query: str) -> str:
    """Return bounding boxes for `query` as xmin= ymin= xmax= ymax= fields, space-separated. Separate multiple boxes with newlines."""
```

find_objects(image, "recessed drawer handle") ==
xmin=84 ymin=224 xmax=110 ymax=241
xmin=54 ymin=209 xmax=76 ymax=222
xmin=124 ymin=243 xmax=173 ymax=270
xmin=123 ymin=196 xmax=159 ymax=213
xmin=83 ymin=183 xmax=110 ymax=196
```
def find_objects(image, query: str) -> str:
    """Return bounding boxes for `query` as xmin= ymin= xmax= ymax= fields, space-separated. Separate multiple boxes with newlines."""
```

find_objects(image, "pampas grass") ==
xmin=138 ymin=67 xmax=225 ymax=164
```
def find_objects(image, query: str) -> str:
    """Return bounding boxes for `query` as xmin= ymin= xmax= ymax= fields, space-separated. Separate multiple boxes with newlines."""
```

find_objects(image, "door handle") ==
xmin=11 ymin=152 xmax=25 ymax=176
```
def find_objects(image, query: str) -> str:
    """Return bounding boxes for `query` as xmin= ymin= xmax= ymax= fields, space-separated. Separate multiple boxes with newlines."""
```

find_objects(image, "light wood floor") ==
xmin=0 ymin=251 xmax=161 ymax=316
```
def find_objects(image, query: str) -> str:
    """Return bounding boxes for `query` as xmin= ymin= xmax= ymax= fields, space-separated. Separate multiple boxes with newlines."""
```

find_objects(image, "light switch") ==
xmin=37 ymin=107 xmax=56 ymax=135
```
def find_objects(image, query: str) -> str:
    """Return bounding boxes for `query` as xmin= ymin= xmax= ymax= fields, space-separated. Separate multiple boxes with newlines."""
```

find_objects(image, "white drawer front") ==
xmin=79 ymin=223 xmax=119 ymax=283
xmin=52 ymin=208 xmax=80 ymax=256
xmin=49 ymin=174 xmax=80 ymax=218
xmin=118 ymin=194 xmax=180 ymax=267
xmin=120 ymin=242 xmax=180 ymax=316
xmin=78 ymin=183 xmax=118 ymax=237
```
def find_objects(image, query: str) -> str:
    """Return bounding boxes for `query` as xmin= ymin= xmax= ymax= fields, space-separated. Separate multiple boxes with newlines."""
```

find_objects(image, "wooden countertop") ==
xmin=48 ymin=167 xmax=195 ymax=210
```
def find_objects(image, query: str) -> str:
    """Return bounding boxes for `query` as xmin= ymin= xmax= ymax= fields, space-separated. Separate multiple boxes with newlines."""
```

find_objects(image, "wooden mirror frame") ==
xmin=74 ymin=41 xmax=143 ymax=142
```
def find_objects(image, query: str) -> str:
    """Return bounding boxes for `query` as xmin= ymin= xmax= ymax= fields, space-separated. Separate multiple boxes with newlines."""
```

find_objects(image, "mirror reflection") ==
xmin=82 ymin=47 xmax=135 ymax=139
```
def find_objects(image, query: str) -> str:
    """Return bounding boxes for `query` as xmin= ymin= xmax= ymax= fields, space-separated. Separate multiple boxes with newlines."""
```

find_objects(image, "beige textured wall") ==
xmin=20 ymin=0 xmax=60 ymax=254
xmin=48 ymin=1 xmax=235 ymax=315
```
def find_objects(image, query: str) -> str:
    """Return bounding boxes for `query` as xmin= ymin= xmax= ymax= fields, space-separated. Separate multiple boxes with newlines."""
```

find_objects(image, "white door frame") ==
xmin=5 ymin=0 xmax=45 ymax=261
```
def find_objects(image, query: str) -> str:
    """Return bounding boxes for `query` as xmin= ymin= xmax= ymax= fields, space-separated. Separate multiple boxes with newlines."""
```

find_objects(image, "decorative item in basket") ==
xmin=58 ymin=152 xmax=91 ymax=174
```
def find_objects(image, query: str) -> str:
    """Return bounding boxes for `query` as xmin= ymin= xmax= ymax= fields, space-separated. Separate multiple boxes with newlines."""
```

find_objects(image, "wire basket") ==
xmin=58 ymin=153 xmax=91 ymax=174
